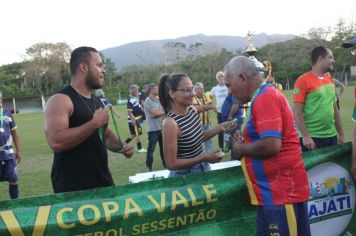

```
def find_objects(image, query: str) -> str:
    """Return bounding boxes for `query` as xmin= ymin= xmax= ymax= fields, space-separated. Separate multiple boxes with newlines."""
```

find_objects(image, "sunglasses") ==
xmin=176 ymin=87 xmax=194 ymax=94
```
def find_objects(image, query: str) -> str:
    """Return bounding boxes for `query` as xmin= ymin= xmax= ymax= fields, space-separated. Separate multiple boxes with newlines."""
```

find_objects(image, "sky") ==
xmin=1 ymin=0 xmax=355 ymax=65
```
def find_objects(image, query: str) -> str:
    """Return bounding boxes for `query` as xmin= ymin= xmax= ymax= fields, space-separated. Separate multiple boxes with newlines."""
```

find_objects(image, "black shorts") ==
xmin=0 ymin=159 xmax=18 ymax=183
xmin=128 ymin=122 xmax=143 ymax=136
xmin=300 ymin=136 xmax=338 ymax=152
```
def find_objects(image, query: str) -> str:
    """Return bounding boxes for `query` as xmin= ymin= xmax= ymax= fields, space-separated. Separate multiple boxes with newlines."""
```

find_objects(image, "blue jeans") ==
xmin=202 ymin=124 xmax=213 ymax=152
xmin=169 ymin=161 xmax=211 ymax=177
xmin=146 ymin=130 xmax=165 ymax=168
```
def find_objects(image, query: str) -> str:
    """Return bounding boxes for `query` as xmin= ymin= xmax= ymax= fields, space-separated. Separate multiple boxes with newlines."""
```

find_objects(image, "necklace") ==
xmin=79 ymin=94 xmax=96 ymax=115
xmin=241 ymin=83 xmax=265 ymax=137
xmin=71 ymin=86 xmax=97 ymax=115
xmin=71 ymin=86 xmax=105 ymax=140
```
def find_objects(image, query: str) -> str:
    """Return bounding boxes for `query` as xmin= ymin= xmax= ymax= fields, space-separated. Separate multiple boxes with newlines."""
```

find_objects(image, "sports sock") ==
xmin=9 ymin=184 xmax=19 ymax=199
xmin=137 ymin=142 xmax=142 ymax=150
xmin=125 ymin=137 xmax=132 ymax=143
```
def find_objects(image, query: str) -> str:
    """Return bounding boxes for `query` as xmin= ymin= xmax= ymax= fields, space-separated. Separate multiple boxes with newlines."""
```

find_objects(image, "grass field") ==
xmin=0 ymin=87 xmax=354 ymax=201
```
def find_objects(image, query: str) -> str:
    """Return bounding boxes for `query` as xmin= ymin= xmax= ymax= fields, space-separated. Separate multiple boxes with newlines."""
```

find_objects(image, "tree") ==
xmin=305 ymin=26 xmax=331 ymax=44
xmin=164 ymin=42 xmax=187 ymax=71
xmin=186 ymin=42 xmax=203 ymax=61
xmin=0 ymin=62 xmax=28 ymax=96
xmin=327 ymin=19 xmax=356 ymax=81
xmin=99 ymin=52 xmax=118 ymax=87
xmin=23 ymin=42 xmax=71 ymax=97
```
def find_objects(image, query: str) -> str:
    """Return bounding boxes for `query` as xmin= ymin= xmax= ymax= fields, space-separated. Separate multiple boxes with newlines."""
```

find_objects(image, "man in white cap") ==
xmin=343 ymin=35 xmax=356 ymax=181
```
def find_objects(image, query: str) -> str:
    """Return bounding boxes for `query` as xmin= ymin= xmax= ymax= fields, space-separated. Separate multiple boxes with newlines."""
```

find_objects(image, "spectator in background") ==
xmin=158 ymin=73 xmax=232 ymax=177
xmin=125 ymin=84 xmax=147 ymax=153
xmin=221 ymin=93 xmax=244 ymax=124
xmin=139 ymin=84 xmax=148 ymax=108
xmin=266 ymin=75 xmax=283 ymax=92
xmin=0 ymin=91 xmax=21 ymax=199
xmin=192 ymin=82 xmax=215 ymax=153
xmin=221 ymin=92 xmax=244 ymax=158
xmin=144 ymin=83 xmax=165 ymax=172
xmin=210 ymin=71 xmax=229 ymax=149
xmin=44 ymin=46 xmax=133 ymax=193
xmin=94 ymin=89 xmax=121 ymax=118
xmin=293 ymin=46 xmax=344 ymax=152
xmin=333 ymin=78 xmax=345 ymax=110
xmin=342 ymin=35 xmax=356 ymax=181
xmin=225 ymin=56 xmax=311 ymax=236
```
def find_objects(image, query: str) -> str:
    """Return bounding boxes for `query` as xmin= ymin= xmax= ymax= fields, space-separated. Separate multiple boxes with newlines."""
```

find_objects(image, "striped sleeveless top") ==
xmin=167 ymin=107 xmax=204 ymax=159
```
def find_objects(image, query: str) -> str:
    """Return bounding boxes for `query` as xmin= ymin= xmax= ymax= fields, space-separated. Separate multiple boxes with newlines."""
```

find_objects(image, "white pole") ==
xmin=12 ymin=97 xmax=16 ymax=113
xmin=41 ymin=96 xmax=46 ymax=111
xmin=345 ymin=74 xmax=348 ymax=87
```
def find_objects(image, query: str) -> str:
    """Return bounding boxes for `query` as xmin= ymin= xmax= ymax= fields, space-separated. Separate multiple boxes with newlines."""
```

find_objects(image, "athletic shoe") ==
xmin=137 ymin=148 xmax=147 ymax=153
xmin=145 ymin=166 xmax=152 ymax=172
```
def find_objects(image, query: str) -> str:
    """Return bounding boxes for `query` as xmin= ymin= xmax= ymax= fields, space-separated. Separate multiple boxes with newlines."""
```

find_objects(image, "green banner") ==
xmin=0 ymin=143 xmax=355 ymax=236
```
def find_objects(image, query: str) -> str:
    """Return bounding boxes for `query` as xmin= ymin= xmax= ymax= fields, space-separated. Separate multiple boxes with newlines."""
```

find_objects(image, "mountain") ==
xmin=101 ymin=33 xmax=296 ymax=69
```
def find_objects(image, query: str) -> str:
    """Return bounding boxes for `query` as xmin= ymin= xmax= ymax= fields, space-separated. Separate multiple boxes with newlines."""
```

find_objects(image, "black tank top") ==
xmin=167 ymin=107 xmax=204 ymax=159
xmin=51 ymin=85 xmax=114 ymax=193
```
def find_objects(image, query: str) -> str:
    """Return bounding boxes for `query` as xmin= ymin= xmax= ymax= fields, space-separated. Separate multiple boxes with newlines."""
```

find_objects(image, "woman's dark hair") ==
xmin=158 ymin=73 xmax=187 ymax=113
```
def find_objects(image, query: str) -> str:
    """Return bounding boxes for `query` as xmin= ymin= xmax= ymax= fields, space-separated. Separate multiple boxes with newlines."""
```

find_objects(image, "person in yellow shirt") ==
xmin=192 ymin=82 xmax=216 ymax=152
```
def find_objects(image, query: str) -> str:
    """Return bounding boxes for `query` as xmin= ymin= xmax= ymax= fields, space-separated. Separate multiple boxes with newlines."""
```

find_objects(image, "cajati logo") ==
xmin=307 ymin=162 xmax=355 ymax=236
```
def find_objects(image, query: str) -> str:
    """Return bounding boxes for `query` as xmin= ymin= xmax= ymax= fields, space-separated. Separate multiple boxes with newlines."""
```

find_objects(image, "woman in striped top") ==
xmin=159 ymin=73 xmax=232 ymax=177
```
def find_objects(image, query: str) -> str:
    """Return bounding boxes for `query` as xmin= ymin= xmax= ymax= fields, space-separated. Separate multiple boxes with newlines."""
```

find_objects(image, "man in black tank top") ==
xmin=44 ymin=47 xmax=133 ymax=193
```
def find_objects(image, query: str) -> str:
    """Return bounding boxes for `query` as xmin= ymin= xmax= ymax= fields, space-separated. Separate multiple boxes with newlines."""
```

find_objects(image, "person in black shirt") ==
xmin=139 ymin=84 xmax=148 ymax=108
xmin=44 ymin=46 xmax=133 ymax=193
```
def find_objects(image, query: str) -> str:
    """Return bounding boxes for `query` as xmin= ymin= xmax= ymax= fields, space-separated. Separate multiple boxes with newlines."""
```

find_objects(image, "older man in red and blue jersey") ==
xmin=224 ymin=56 xmax=311 ymax=236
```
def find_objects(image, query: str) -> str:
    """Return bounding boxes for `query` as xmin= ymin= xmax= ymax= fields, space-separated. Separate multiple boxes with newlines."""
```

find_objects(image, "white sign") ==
xmin=129 ymin=160 xmax=241 ymax=183
xmin=351 ymin=66 xmax=356 ymax=77
xmin=307 ymin=162 xmax=355 ymax=236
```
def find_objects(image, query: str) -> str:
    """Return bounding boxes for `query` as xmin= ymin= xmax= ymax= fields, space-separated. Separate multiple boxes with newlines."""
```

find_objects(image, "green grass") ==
xmin=0 ymin=87 xmax=354 ymax=201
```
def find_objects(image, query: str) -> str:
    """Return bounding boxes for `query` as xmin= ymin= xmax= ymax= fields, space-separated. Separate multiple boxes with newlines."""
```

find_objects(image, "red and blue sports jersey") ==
xmin=241 ymin=83 xmax=310 ymax=205
xmin=352 ymin=87 xmax=356 ymax=122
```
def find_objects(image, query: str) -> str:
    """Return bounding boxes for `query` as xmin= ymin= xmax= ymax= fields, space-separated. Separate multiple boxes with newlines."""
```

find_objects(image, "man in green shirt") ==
xmin=293 ymin=46 xmax=344 ymax=152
